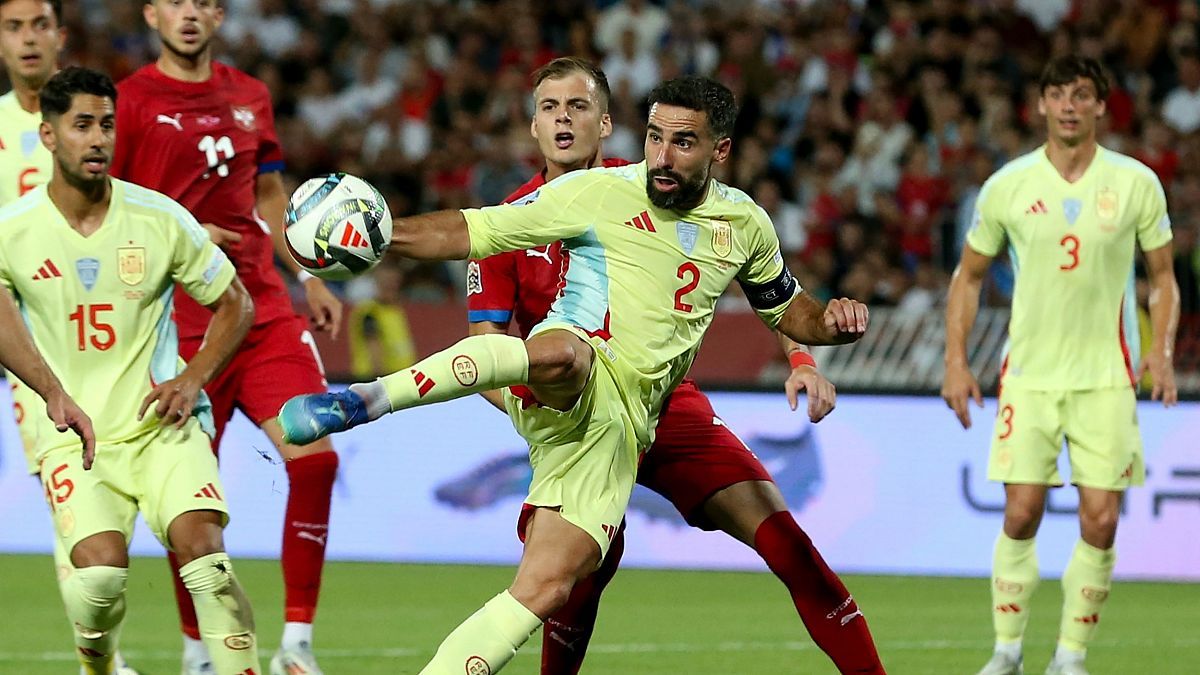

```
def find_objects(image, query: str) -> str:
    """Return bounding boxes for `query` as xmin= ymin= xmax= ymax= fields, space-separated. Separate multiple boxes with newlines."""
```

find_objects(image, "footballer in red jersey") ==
xmin=111 ymin=2 xmax=339 ymax=674
xmin=465 ymin=57 xmax=885 ymax=675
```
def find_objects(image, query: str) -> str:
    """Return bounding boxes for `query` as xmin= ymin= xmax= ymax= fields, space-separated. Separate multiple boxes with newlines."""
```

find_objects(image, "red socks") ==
xmin=282 ymin=451 xmax=339 ymax=623
xmin=540 ymin=520 xmax=627 ymax=675
xmin=754 ymin=511 xmax=885 ymax=674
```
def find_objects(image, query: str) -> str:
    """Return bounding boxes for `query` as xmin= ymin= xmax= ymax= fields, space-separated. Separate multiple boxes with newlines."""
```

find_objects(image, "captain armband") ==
xmin=739 ymin=266 xmax=799 ymax=311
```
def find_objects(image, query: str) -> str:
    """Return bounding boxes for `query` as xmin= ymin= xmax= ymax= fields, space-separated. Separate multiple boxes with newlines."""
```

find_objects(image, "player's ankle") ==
xmin=349 ymin=380 xmax=390 ymax=420
xmin=281 ymin=621 xmax=314 ymax=650
xmin=994 ymin=639 xmax=1022 ymax=659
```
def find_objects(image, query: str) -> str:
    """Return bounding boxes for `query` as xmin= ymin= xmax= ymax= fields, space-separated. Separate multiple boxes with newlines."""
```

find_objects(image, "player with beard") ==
xmin=111 ymin=2 xmax=343 ymax=673
xmin=279 ymin=76 xmax=882 ymax=674
xmin=465 ymin=57 xmax=885 ymax=675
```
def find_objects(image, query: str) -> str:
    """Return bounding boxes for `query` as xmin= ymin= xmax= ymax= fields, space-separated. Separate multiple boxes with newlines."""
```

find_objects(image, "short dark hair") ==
xmin=1039 ymin=56 xmax=1110 ymax=100
xmin=532 ymin=56 xmax=612 ymax=111
xmin=647 ymin=77 xmax=737 ymax=140
xmin=0 ymin=0 xmax=61 ymax=24
xmin=39 ymin=66 xmax=117 ymax=119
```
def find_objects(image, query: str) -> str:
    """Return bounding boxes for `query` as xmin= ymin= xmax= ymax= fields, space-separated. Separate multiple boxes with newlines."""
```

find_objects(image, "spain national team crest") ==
xmin=75 ymin=258 xmax=99 ymax=291
xmin=676 ymin=220 xmax=699 ymax=255
xmin=1096 ymin=187 xmax=1118 ymax=221
xmin=117 ymin=247 xmax=145 ymax=286
xmin=711 ymin=220 xmax=732 ymax=258
xmin=231 ymin=105 xmax=256 ymax=131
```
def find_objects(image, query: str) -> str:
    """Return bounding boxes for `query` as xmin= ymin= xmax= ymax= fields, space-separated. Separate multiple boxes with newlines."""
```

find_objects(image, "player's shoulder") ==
xmin=0 ymin=184 xmax=50 ymax=230
xmin=502 ymin=173 xmax=546 ymax=204
xmin=116 ymin=64 xmax=158 ymax=94
xmin=214 ymin=61 xmax=271 ymax=99
xmin=1095 ymin=146 xmax=1163 ymax=188
xmin=987 ymin=149 xmax=1043 ymax=186
xmin=115 ymin=180 xmax=206 ymax=238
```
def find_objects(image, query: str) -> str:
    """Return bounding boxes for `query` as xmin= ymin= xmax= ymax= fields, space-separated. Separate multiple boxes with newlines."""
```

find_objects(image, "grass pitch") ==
xmin=0 ymin=555 xmax=1195 ymax=673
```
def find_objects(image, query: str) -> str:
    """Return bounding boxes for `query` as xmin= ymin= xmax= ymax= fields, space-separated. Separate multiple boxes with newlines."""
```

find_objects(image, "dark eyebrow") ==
xmin=537 ymin=97 xmax=560 ymax=106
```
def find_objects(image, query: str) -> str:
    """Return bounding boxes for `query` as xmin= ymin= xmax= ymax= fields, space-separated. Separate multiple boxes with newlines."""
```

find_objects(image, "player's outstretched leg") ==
xmin=170 ymin=512 xmax=259 ymax=675
xmin=279 ymin=334 xmax=531 ymax=444
xmin=699 ymin=480 xmax=884 ymax=674
xmin=540 ymin=521 xmax=627 ymax=675
xmin=61 ymin=533 xmax=129 ymax=675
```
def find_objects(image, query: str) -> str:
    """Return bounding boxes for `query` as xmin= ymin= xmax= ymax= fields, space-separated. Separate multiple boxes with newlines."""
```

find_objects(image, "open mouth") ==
xmin=83 ymin=156 xmax=108 ymax=173
xmin=652 ymin=175 xmax=679 ymax=192
xmin=181 ymin=24 xmax=201 ymax=43
xmin=19 ymin=53 xmax=41 ymax=67
xmin=554 ymin=132 xmax=574 ymax=150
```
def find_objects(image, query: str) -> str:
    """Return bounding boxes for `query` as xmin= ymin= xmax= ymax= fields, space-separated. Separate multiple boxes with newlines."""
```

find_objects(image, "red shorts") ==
xmin=637 ymin=379 xmax=773 ymax=529
xmin=180 ymin=315 xmax=327 ymax=448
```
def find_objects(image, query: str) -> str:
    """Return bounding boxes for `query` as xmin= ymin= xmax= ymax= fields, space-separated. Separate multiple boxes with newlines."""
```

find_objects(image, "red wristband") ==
xmin=788 ymin=350 xmax=816 ymax=369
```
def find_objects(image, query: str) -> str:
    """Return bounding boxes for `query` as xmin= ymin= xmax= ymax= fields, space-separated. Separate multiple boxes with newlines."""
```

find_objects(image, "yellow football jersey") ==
xmin=0 ymin=179 xmax=236 ymax=471
xmin=967 ymin=145 xmax=1172 ymax=391
xmin=0 ymin=91 xmax=51 ymax=204
xmin=464 ymin=161 xmax=798 ymax=418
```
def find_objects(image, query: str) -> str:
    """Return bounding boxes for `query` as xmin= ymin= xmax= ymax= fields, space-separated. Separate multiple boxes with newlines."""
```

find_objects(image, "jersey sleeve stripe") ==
xmin=468 ymin=309 xmax=513 ymax=323
xmin=258 ymin=160 xmax=285 ymax=174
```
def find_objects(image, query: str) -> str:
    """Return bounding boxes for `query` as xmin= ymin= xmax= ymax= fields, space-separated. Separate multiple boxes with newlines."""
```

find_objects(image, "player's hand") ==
xmin=1137 ymin=350 xmax=1178 ymax=407
xmin=45 ymin=388 xmax=96 ymax=470
xmin=303 ymin=277 xmax=344 ymax=339
xmin=138 ymin=372 xmax=204 ymax=429
xmin=202 ymin=223 xmax=242 ymax=250
xmin=785 ymin=364 xmax=836 ymax=423
xmin=823 ymin=297 xmax=868 ymax=342
xmin=941 ymin=362 xmax=983 ymax=429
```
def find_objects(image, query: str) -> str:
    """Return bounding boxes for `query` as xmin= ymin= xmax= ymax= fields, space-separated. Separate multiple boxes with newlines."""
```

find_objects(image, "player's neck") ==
xmin=544 ymin=152 xmax=605 ymax=181
xmin=13 ymin=75 xmax=49 ymax=113
xmin=156 ymin=49 xmax=214 ymax=83
xmin=47 ymin=176 xmax=111 ymax=236
xmin=1044 ymin=136 xmax=1098 ymax=183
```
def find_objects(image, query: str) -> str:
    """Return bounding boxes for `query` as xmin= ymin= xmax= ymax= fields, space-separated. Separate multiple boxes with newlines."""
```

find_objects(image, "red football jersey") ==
xmin=112 ymin=62 xmax=291 ymax=339
xmin=466 ymin=158 xmax=631 ymax=337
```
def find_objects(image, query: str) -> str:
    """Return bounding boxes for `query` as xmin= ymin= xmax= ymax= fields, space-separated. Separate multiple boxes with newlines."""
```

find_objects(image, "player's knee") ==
xmin=527 ymin=335 xmax=591 ymax=386
xmin=1080 ymin=505 xmax=1119 ymax=541
xmin=63 ymin=565 xmax=128 ymax=632
xmin=168 ymin=512 xmax=226 ymax=566
xmin=1003 ymin=500 xmax=1044 ymax=536
xmin=511 ymin=574 xmax=577 ymax=619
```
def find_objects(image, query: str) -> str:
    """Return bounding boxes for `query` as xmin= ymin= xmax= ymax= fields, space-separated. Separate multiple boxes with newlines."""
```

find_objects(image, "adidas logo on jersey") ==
xmin=1024 ymin=199 xmax=1048 ymax=215
xmin=194 ymin=482 xmax=224 ymax=500
xmin=31 ymin=259 xmax=62 ymax=280
xmin=623 ymin=210 xmax=656 ymax=232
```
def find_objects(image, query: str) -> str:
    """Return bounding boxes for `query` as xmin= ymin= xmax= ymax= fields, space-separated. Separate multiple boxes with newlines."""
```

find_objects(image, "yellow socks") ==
xmin=178 ymin=553 xmax=259 ymax=675
xmin=61 ymin=565 xmax=127 ymax=675
xmin=370 ymin=334 xmax=530 ymax=413
xmin=1058 ymin=539 xmax=1115 ymax=654
xmin=419 ymin=591 xmax=541 ymax=675
xmin=991 ymin=533 xmax=1039 ymax=647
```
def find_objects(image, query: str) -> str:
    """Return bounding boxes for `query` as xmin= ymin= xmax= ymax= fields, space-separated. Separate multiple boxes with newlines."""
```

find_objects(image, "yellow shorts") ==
xmin=988 ymin=386 xmax=1144 ymax=490
xmin=39 ymin=418 xmax=229 ymax=557
xmin=504 ymin=330 xmax=646 ymax=560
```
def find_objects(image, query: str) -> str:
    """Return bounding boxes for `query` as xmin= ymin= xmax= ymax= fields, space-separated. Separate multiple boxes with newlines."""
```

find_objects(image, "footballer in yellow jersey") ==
xmin=279 ymin=76 xmax=869 ymax=675
xmin=943 ymin=57 xmax=1180 ymax=675
xmin=0 ymin=67 xmax=260 ymax=675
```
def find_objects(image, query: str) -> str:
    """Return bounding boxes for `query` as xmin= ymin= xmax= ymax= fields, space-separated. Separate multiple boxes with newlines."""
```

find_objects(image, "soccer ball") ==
xmin=284 ymin=173 xmax=392 ymax=281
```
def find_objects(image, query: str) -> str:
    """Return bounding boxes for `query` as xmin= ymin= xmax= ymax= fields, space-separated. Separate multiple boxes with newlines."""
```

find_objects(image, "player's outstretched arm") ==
xmin=390 ymin=211 xmax=473 ymax=261
xmin=0 ymin=287 xmax=97 ymax=468
xmin=941 ymin=245 xmax=993 ymax=429
xmin=139 ymin=277 xmax=254 ymax=428
xmin=258 ymin=171 xmax=344 ymax=338
xmin=1139 ymin=243 xmax=1180 ymax=406
xmin=777 ymin=333 xmax=836 ymax=423
xmin=775 ymin=291 xmax=868 ymax=346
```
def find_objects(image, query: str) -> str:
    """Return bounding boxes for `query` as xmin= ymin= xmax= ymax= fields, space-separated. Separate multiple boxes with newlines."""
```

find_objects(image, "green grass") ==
xmin=1 ymin=555 xmax=1195 ymax=673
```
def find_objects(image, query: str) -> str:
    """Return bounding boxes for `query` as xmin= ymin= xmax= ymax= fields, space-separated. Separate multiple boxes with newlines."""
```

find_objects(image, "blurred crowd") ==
xmin=46 ymin=0 xmax=1200 ymax=316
